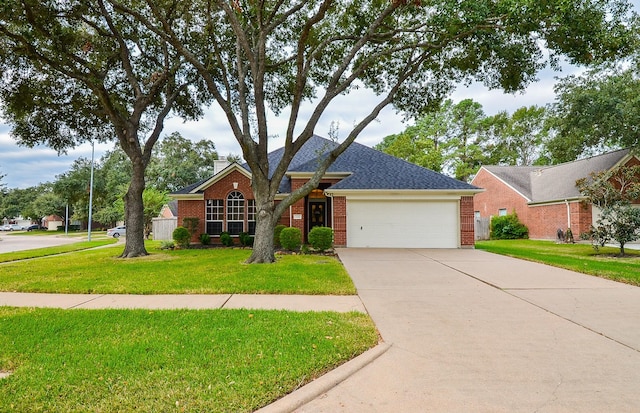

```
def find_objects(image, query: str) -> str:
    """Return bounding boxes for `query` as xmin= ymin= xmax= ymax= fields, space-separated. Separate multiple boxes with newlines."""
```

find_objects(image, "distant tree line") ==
xmin=0 ymin=132 xmax=238 ymax=231
xmin=377 ymin=63 xmax=640 ymax=181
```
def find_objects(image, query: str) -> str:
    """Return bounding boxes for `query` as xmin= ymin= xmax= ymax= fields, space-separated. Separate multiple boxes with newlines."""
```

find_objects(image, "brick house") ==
xmin=171 ymin=135 xmax=482 ymax=248
xmin=471 ymin=149 xmax=640 ymax=240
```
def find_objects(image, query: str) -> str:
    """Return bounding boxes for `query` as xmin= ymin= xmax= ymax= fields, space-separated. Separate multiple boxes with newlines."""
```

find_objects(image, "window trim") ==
xmin=227 ymin=191 xmax=245 ymax=235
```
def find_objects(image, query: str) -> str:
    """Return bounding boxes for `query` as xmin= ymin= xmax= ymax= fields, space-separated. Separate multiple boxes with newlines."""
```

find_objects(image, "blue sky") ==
xmin=0 ymin=6 xmax=635 ymax=189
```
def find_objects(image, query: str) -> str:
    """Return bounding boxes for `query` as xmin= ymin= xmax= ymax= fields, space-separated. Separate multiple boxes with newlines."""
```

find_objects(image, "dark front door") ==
xmin=309 ymin=201 xmax=326 ymax=230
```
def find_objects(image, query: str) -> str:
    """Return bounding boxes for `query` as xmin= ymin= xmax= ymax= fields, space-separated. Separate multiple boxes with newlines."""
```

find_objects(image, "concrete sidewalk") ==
xmin=0 ymin=292 xmax=366 ymax=313
xmin=285 ymin=248 xmax=640 ymax=413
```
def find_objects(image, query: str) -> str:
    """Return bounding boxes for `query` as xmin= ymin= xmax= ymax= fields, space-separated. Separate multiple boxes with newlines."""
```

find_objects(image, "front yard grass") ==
xmin=476 ymin=239 xmax=640 ymax=286
xmin=0 ymin=242 xmax=356 ymax=295
xmin=0 ymin=307 xmax=378 ymax=412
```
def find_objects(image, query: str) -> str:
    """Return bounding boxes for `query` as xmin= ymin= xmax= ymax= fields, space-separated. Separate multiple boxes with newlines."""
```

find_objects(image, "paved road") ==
xmin=0 ymin=234 xmax=79 ymax=253
xmin=293 ymin=248 xmax=640 ymax=412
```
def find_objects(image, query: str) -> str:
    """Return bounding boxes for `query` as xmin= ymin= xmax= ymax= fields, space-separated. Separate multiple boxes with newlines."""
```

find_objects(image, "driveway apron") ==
xmin=295 ymin=248 xmax=640 ymax=412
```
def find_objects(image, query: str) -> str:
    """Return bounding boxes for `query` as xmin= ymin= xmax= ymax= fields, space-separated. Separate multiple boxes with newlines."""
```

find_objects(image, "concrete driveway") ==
xmin=295 ymin=248 xmax=640 ymax=412
xmin=0 ymin=234 xmax=79 ymax=253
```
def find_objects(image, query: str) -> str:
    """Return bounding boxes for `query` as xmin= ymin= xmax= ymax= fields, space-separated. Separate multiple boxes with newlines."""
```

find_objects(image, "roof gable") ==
xmin=479 ymin=166 xmax=538 ymax=201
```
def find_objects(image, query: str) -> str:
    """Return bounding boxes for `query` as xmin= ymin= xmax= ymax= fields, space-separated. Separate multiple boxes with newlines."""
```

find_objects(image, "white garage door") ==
xmin=346 ymin=200 xmax=459 ymax=248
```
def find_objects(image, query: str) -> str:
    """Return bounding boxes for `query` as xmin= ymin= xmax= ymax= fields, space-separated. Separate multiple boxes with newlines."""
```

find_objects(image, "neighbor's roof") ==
xmin=174 ymin=135 xmax=479 ymax=195
xmin=482 ymin=148 xmax=632 ymax=204
xmin=482 ymin=166 xmax=539 ymax=200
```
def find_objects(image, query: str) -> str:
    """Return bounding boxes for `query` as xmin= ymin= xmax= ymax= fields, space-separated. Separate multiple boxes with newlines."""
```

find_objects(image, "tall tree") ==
xmin=484 ymin=106 xmax=550 ymax=166
xmin=376 ymin=99 xmax=491 ymax=180
xmin=547 ymin=67 xmax=640 ymax=162
xmin=0 ymin=1 xmax=205 ymax=257
xmin=110 ymin=0 xmax=636 ymax=263
xmin=146 ymin=132 xmax=219 ymax=192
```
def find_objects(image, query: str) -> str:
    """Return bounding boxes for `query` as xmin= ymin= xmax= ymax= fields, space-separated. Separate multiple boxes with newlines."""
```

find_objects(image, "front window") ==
xmin=498 ymin=208 xmax=507 ymax=216
xmin=206 ymin=199 xmax=223 ymax=235
xmin=227 ymin=191 xmax=244 ymax=235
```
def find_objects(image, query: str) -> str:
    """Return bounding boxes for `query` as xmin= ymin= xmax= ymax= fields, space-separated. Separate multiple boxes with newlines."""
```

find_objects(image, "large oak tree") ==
xmin=0 ymin=0 xmax=206 ymax=257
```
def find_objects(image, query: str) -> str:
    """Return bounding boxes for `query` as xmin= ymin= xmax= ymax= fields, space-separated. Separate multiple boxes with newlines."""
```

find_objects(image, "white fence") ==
xmin=152 ymin=217 xmax=177 ymax=241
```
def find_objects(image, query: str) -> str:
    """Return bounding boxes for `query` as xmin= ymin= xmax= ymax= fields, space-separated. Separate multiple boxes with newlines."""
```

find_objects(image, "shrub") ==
xmin=239 ymin=232 xmax=253 ymax=247
xmin=274 ymin=225 xmax=286 ymax=248
xmin=199 ymin=233 xmax=211 ymax=245
xmin=182 ymin=217 xmax=199 ymax=236
xmin=172 ymin=226 xmax=191 ymax=248
xmin=220 ymin=232 xmax=234 ymax=247
xmin=159 ymin=241 xmax=175 ymax=250
xmin=308 ymin=226 xmax=333 ymax=251
xmin=280 ymin=227 xmax=302 ymax=251
xmin=490 ymin=212 xmax=529 ymax=240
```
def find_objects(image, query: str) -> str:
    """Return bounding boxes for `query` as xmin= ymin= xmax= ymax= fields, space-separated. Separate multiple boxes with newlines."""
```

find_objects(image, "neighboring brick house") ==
xmin=171 ymin=135 xmax=482 ymax=248
xmin=471 ymin=149 xmax=640 ymax=240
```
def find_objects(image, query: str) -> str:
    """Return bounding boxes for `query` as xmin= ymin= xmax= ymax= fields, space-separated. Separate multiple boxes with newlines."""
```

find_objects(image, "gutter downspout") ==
xmin=565 ymin=199 xmax=571 ymax=229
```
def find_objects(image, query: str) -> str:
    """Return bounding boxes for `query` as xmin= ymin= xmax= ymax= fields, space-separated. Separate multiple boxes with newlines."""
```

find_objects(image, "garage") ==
xmin=346 ymin=199 xmax=459 ymax=248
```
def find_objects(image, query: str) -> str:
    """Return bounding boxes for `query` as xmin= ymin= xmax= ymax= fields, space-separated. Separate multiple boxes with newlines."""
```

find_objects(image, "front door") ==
xmin=309 ymin=201 xmax=326 ymax=230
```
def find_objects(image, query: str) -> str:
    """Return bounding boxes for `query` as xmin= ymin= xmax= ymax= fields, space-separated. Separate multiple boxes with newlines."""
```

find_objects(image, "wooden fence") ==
xmin=152 ymin=217 xmax=177 ymax=241
xmin=475 ymin=217 xmax=490 ymax=241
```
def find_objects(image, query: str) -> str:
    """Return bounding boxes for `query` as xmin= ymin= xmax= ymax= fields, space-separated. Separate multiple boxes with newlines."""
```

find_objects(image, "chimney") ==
xmin=213 ymin=157 xmax=231 ymax=175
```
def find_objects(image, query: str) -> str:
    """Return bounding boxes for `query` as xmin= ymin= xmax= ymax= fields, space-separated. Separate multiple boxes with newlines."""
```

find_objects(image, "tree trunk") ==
xmin=246 ymin=199 xmax=277 ymax=264
xmin=119 ymin=161 xmax=148 ymax=258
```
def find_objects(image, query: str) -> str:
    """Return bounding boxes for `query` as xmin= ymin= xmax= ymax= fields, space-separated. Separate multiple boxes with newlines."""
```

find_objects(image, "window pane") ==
xmin=206 ymin=221 xmax=222 ymax=235
xmin=228 ymin=221 xmax=244 ymax=235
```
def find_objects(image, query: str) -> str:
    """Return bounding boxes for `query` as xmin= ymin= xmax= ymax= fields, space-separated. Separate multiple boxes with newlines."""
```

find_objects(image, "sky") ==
xmin=0 ymin=4 xmax=633 ymax=190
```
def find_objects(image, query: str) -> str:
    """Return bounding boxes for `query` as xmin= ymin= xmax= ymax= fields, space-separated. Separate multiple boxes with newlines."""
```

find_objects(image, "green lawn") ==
xmin=476 ymin=239 xmax=640 ymax=285
xmin=0 ymin=242 xmax=356 ymax=295
xmin=0 ymin=307 xmax=378 ymax=412
xmin=0 ymin=241 xmax=376 ymax=411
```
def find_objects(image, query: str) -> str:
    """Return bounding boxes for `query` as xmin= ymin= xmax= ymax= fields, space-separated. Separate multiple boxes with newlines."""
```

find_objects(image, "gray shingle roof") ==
xmin=482 ymin=149 xmax=632 ymax=203
xmin=174 ymin=135 xmax=479 ymax=195
xmin=483 ymin=166 xmax=539 ymax=200
xmin=289 ymin=136 xmax=478 ymax=190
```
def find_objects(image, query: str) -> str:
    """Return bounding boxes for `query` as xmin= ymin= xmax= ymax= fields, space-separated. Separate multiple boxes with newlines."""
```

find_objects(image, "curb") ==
xmin=255 ymin=341 xmax=392 ymax=413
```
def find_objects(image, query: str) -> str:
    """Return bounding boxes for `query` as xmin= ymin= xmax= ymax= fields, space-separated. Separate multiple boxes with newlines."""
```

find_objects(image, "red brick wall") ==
xmin=528 ymin=201 xmax=592 ymax=240
xmin=176 ymin=199 xmax=205 ymax=243
xmin=460 ymin=196 xmax=475 ymax=247
xmin=333 ymin=196 xmax=347 ymax=247
xmin=177 ymin=170 xmax=254 ymax=243
xmin=472 ymin=168 xmax=530 ymax=222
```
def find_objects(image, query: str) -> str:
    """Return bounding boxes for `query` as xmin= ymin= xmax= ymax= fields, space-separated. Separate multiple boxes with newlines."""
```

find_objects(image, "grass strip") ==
xmin=0 ymin=244 xmax=356 ymax=295
xmin=476 ymin=240 xmax=640 ymax=285
xmin=0 ymin=307 xmax=378 ymax=412
xmin=0 ymin=240 xmax=117 ymax=263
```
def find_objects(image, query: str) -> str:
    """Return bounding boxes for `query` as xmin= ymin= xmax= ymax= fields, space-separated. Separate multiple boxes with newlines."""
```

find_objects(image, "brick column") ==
xmin=460 ymin=196 xmax=475 ymax=247
xmin=332 ymin=196 xmax=347 ymax=247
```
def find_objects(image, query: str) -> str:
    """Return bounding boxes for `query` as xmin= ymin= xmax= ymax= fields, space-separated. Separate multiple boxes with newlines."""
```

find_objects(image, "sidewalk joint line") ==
xmin=67 ymin=294 xmax=107 ymax=309
xmin=220 ymin=294 xmax=233 ymax=309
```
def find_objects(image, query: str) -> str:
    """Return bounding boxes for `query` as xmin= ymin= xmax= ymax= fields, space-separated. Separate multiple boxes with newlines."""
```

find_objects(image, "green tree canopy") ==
xmin=376 ymin=101 xmax=550 ymax=181
xmin=547 ymin=66 xmax=640 ymax=162
xmin=0 ymin=1 xmax=206 ymax=257
xmin=146 ymin=132 xmax=219 ymax=192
